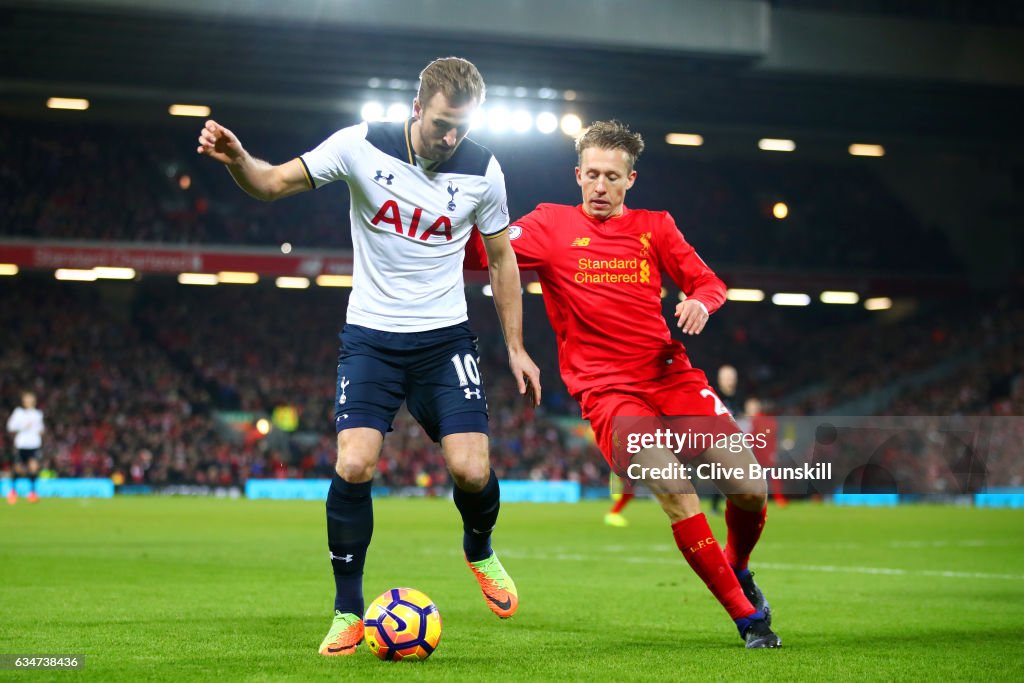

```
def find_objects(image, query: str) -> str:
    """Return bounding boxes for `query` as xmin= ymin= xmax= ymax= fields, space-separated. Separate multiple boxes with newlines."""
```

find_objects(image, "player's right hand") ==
xmin=197 ymin=120 xmax=244 ymax=165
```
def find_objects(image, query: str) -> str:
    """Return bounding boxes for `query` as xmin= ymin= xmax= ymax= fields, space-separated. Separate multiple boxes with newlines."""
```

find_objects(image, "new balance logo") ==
xmin=464 ymin=388 xmax=482 ymax=400
xmin=373 ymin=170 xmax=394 ymax=185
xmin=330 ymin=552 xmax=354 ymax=563
xmin=571 ymin=237 xmax=591 ymax=247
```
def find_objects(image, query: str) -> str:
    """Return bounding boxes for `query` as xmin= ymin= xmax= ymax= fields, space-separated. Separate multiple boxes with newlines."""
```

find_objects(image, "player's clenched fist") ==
xmin=197 ymin=120 xmax=245 ymax=165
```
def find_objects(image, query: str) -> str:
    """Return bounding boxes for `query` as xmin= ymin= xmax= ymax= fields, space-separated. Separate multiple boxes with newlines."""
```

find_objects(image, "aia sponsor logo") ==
xmin=371 ymin=200 xmax=452 ymax=241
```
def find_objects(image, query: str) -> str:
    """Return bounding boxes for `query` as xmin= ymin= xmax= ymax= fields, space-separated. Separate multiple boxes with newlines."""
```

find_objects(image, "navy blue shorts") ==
xmin=17 ymin=448 xmax=40 ymax=464
xmin=334 ymin=322 xmax=489 ymax=442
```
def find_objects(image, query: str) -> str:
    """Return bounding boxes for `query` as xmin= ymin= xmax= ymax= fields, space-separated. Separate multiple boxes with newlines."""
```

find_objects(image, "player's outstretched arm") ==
xmin=483 ymin=231 xmax=542 ymax=407
xmin=197 ymin=120 xmax=311 ymax=202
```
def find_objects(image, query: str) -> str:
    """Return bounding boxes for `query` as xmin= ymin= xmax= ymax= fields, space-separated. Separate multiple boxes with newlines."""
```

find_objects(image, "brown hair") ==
xmin=417 ymin=57 xmax=486 ymax=107
xmin=575 ymin=120 xmax=645 ymax=170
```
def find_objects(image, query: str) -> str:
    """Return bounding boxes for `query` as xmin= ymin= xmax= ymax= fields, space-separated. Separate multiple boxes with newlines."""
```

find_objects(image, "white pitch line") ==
xmin=419 ymin=545 xmax=1024 ymax=581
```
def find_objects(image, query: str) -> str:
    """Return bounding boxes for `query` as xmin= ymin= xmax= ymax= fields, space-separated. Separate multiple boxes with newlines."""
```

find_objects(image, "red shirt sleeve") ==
xmin=653 ymin=212 xmax=727 ymax=314
xmin=463 ymin=226 xmax=489 ymax=271
xmin=462 ymin=205 xmax=552 ymax=272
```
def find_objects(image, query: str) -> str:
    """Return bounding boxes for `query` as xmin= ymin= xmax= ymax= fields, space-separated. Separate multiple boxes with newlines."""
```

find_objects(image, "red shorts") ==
xmin=578 ymin=367 xmax=740 ymax=475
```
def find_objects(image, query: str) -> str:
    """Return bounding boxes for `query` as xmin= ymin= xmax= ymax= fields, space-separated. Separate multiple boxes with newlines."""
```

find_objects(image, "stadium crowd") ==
xmin=1 ymin=119 xmax=959 ymax=272
xmin=2 ymin=118 xmax=1019 ymax=493
xmin=1 ymin=275 xmax=1020 ymax=491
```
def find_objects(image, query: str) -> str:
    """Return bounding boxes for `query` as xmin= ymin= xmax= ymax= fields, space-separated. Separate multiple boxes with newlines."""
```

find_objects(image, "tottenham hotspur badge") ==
xmin=447 ymin=182 xmax=459 ymax=211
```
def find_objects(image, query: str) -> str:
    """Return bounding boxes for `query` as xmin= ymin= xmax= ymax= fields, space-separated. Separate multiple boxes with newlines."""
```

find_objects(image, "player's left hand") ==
xmin=508 ymin=348 xmax=542 ymax=407
xmin=674 ymin=298 xmax=709 ymax=335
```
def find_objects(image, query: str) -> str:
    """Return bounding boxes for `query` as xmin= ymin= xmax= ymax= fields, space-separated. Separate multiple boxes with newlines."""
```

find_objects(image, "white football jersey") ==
xmin=7 ymin=406 xmax=43 ymax=450
xmin=301 ymin=120 xmax=509 ymax=332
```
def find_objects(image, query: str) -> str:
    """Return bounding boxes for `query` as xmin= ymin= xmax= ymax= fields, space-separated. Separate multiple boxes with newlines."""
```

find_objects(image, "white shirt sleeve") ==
xmin=6 ymin=408 xmax=19 ymax=433
xmin=300 ymin=122 xmax=369 ymax=189
xmin=473 ymin=156 xmax=510 ymax=236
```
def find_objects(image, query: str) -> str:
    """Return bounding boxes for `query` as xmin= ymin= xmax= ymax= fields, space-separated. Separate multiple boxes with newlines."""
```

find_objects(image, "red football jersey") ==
xmin=466 ymin=203 xmax=726 ymax=396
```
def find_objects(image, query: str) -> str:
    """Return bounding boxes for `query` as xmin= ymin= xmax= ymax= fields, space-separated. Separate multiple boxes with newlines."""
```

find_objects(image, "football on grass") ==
xmin=363 ymin=587 xmax=442 ymax=661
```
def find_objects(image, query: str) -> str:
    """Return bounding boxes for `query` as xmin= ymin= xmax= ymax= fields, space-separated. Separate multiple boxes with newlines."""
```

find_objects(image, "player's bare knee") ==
xmin=656 ymin=493 xmax=701 ymax=523
xmin=448 ymin=459 xmax=489 ymax=492
xmin=729 ymin=490 xmax=767 ymax=512
xmin=334 ymin=444 xmax=375 ymax=482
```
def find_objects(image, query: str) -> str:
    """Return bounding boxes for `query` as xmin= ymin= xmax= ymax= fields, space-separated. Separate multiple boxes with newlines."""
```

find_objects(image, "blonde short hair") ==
xmin=575 ymin=120 xmax=645 ymax=170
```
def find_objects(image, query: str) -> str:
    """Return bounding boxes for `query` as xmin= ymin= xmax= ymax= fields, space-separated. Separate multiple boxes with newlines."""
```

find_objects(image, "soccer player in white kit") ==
xmin=198 ymin=57 xmax=541 ymax=656
xmin=6 ymin=391 xmax=44 ymax=504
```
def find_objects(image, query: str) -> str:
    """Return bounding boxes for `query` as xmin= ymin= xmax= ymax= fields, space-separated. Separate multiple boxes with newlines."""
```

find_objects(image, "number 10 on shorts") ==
xmin=451 ymin=354 xmax=482 ymax=400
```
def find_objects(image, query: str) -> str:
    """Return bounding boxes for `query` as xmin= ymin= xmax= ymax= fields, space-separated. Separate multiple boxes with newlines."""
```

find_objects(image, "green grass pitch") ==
xmin=2 ymin=497 xmax=1023 ymax=681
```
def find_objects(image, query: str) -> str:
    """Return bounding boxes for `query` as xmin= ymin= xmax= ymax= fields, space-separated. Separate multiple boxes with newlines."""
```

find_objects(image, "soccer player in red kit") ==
xmin=466 ymin=121 xmax=780 ymax=648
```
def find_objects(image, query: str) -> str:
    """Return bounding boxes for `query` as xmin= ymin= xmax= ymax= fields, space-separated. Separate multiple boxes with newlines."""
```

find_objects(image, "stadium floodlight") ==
xmin=93 ymin=267 xmax=136 ymax=280
xmin=0 ymin=264 xmax=19 ymax=276
xmin=665 ymin=133 xmax=703 ymax=147
xmin=316 ymin=274 xmax=353 ymax=287
xmin=560 ymin=113 xmax=583 ymax=136
xmin=537 ymin=87 xmax=558 ymax=100
xmin=217 ymin=271 xmax=259 ymax=284
xmin=470 ymin=106 xmax=487 ymax=131
xmin=510 ymin=110 xmax=533 ymax=134
xmin=865 ymin=296 xmax=893 ymax=311
xmin=178 ymin=273 xmax=219 ymax=286
xmin=275 ymin=276 xmax=310 ymax=289
xmin=46 ymin=97 xmax=89 ymax=111
xmin=535 ymin=112 xmax=558 ymax=134
xmin=386 ymin=102 xmax=410 ymax=122
xmin=849 ymin=143 xmax=885 ymax=157
xmin=513 ymin=86 xmax=529 ymax=98
xmin=726 ymin=288 xmax=765 ymax=302
xmin=526 ymin=282 xmax=542 ymax=294
xmin=758 ymin=138 xmax=796 ymax=152
xmin=487 ymin=105 xmax=511 ymax=133
xmin=820 ymin=291 xmax=860 ymax=305
xmin=168 ymin=104 xmax=211 ymax=117
xmin=482 ymin=284 xmax=493 ymax=297
xmin=773 ymin=202 xmax=789 ymax=219
xmin=361 ymin=101 xmax=384 ymax=122
xmin=772 ymin=292 xmax=811 ymax=306
xmin=280 ymin=242 xmax=292 ymax=254
xmin=55 ymin=269 xmax=98 ymax=282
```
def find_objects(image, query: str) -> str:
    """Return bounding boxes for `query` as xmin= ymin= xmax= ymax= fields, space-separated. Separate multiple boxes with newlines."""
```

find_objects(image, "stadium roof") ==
xmin=1 ymin=0 xmax=1022 ymax=150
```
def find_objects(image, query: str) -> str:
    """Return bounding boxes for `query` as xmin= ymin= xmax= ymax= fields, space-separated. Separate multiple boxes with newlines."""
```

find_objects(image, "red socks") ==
xmin=609 ymin=492 xmax=634 ymax=515
xmin=672 ymin=513 xmax=754 ymax=620
xmin=723 ymin=501 xmax=767 ymax=571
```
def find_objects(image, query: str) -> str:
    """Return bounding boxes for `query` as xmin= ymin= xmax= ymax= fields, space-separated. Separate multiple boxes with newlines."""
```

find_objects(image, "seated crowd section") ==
xmin=2 ymin=117 xmax=1019 ymax=491
xmin=1 ymin=118 xmax=961 ymax=271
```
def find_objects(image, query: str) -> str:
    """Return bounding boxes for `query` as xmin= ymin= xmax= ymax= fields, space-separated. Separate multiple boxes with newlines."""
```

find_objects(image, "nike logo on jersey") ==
xmin=373 ymin=170 xmax=394 ymax=185
xmin=571 ymin=237 xmax=591 ymax=247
